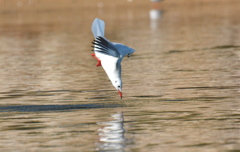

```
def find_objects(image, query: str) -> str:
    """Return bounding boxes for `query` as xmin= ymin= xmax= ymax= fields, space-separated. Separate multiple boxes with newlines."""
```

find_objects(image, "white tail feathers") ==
xmin=92 ymin=18 xmax=105 ymax=38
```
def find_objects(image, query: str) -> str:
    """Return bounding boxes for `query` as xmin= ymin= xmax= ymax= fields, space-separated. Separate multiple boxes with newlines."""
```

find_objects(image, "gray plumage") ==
xmin=91 ymin=18 xmax=135 ymax=98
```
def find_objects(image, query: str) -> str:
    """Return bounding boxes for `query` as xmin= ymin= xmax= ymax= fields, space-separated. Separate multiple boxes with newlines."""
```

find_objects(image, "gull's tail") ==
xmin=91 ymin=18 xmax=105 ymax=38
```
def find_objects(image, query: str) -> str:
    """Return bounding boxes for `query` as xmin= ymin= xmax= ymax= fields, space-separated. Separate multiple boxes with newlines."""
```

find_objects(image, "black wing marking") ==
xmin=92 ymin=36 xmax=119 ymax=57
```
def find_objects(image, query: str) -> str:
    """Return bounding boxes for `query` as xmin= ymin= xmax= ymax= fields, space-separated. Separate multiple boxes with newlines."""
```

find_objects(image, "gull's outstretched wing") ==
xmin=92 ymin=18 xmax=105 ymax=38
xmin=92 ymin=36 xmax=120 ymax=57
xmin=113 ymin=43 xmax=135 ymax=59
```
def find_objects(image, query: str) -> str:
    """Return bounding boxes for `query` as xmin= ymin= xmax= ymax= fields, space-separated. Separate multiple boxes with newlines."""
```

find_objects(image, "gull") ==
xmin=91 ymin=18 xmax=135 ymax=99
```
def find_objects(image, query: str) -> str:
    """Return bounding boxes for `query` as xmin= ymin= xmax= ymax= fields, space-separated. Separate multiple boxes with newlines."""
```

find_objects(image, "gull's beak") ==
xmin=118 ymin=90 xmax=122 ymax=99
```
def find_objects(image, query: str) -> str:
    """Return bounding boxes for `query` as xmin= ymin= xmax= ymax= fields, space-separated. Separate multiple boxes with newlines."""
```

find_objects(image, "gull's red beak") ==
xmin=118 ymin=90 xmax=122 ymax=99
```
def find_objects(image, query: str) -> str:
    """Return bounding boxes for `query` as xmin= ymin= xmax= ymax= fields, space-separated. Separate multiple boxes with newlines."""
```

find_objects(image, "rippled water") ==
xmin=0 ymin=0 xmax=239 ymax=151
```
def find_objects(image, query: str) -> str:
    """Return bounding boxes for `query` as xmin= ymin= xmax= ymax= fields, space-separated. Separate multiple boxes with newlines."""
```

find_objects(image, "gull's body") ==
xmin=91 ymin=18 xmax=135 ymax=98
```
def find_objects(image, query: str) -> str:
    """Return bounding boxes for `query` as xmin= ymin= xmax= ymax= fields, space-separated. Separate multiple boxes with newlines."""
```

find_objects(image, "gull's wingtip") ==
xmin=92 ymin=18 xmax=105 ymax=38
xmin=94 ymin=18 xmax=101 ymax=21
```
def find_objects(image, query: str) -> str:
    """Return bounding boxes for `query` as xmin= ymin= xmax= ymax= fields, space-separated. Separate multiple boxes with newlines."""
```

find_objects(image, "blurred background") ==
xmin=0 ymin=0 xmax=239 ymax=152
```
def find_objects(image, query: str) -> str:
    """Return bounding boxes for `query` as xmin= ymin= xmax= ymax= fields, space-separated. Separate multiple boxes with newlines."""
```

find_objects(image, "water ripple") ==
xmin=0 ymin=104 xmax=123 ymax=112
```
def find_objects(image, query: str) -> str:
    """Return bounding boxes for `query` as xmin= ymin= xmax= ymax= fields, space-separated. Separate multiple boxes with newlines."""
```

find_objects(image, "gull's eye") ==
xmin=118 ymin=86 xmax=120 ymax=88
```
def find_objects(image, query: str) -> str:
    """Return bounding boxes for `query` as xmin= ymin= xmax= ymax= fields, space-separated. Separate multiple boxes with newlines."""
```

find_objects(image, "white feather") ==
xmin=96 ymin=52 xmax=120 ymax=82
xmin=91 ymin=18 xmax=135 ymax=97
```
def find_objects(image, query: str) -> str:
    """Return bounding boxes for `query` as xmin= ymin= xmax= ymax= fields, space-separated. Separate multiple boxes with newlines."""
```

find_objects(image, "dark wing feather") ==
xmin=92 ymin=36 xmax=120 ymax=57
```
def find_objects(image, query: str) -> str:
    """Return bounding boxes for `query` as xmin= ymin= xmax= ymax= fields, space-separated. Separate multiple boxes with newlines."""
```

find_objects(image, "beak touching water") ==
xmin=118 ymin=90 xmax=122 ymax=99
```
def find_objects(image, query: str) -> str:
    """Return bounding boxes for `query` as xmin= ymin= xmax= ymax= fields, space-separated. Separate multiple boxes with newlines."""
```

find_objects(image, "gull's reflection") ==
xmin=96 ymin=112 xmax=125 ymax=152
xmin=150 ymin=0 xmax=164 ymax=30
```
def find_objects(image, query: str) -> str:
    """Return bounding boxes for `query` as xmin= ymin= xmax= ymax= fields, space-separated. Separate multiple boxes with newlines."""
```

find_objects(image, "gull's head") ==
xmin=113 ymin=79 xmax=122 ymax=99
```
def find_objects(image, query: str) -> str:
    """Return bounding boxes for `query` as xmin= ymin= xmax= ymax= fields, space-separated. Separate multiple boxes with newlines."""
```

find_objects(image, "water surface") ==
xmin=0 ymin=0 xmax=239 ymax=151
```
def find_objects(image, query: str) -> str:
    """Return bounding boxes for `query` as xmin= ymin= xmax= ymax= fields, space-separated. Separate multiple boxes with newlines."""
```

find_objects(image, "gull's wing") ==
xmin=92 ymin=18 xmax=105 ymax=38
xmin=92 ymin=36 xmax=120 ymax=57
xmin=113 ymin=43 xmax=135 ymax=59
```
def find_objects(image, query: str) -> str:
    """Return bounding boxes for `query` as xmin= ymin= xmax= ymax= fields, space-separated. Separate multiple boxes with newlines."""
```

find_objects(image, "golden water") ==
xmin=0 ymin=0 xmax=239 ymax=151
